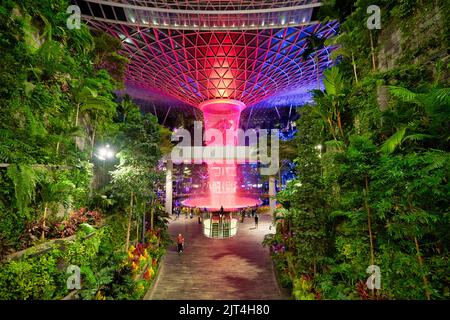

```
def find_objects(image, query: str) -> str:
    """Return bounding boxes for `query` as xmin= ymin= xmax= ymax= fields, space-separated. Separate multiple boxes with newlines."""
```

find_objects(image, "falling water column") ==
xmin=199 ymin=99 xmax=245 ymax=210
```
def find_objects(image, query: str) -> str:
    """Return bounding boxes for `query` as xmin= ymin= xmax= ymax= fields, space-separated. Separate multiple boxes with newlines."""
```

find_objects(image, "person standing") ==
xmin=254 ymin=214 xmax=259 ymax=228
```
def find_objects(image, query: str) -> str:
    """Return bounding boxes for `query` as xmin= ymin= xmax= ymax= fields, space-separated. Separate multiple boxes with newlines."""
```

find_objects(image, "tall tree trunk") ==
xmin=369 ymin=31 xmax=377 ymax=72
xmin=90 ymin=126 xmax=96 ymax=158
xmin=74 ymin=104 xmax=82 ymax=150
xmin=364 ymin=175 xmax=375 ymax=297
xmin=351 ymin=51 xmax=359 ymax=83
xmin=125 ymin=191 xmax=134 ymax=251
xmin=41 ymin=205 xmax=48 ymax=240
xmin=327 ymin=118 xmax=338 ymax=141
xmin=408 ymin=199 xmax=431 ymax=300
xmin=337 ymin=110 xmax=344 ymax=138
xmin=142 ymin=210 xmax=146 ymax=243
xmin=75 ymin=103 xmax=80 ymax=127
xmin=150 ymin=194 xmax=156 ymax=231
xmin=414 ymin=237 xmax=431 ymax=300
xmin=150 ymin=206 xmax=155 ymax=231
xmin=135 ymin=220 xmax=139 ymax=246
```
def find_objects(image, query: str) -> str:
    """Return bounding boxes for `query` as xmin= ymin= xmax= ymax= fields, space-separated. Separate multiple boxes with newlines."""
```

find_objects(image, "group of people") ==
xmin=173 ymin=206 xmax=203 ymax=222
xmin=240 ymin=206 xmax=259 ymax=227
xmin=175 ymin=205 xmax=261 ymax=254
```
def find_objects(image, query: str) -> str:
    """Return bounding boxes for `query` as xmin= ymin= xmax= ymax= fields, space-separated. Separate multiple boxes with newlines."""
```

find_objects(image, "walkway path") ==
xmin=145 ymin=213 xmax=285 ymax=300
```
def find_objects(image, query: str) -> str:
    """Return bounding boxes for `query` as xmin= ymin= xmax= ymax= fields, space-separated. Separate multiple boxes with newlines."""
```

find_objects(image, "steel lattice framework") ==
xmin=107 ymin=0 xmax=319 ymax=10
xmin=86 ymin=20 xmax=338 ymax=107
xmin=79 ymin=1 xmax=340 ymax=210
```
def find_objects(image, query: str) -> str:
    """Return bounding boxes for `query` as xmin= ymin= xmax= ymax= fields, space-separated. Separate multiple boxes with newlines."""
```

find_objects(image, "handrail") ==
xmin=82 ymin=0 xmax=322 ymax=15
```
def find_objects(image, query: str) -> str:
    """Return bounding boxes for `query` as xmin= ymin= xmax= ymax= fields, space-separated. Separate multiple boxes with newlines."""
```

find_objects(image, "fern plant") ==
xmin=6 ymin=164 xmax=38 ymax=217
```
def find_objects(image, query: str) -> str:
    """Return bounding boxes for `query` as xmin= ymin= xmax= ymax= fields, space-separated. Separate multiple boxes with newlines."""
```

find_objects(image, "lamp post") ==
xmin=95 ymin=144 xmax=115 ymax=187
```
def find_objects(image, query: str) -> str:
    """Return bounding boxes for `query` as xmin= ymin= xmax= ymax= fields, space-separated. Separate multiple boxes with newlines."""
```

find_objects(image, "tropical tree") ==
xmin=110 ymin=103 xmax=165 ymax=250
xmin=311 ymin=67 xmax=347 ymax=142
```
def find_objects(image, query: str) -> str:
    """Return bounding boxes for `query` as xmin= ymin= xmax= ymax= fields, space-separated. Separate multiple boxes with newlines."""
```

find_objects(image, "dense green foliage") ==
xmin=1 ymin=0 xmax=448 ymax=301
xmin=268 ymin=0 xmax=450 ymax=300
xmin=0 ymin=225 xmax=165 ymax=300
xmin=0 ymin=0 xmax=169 ymax=299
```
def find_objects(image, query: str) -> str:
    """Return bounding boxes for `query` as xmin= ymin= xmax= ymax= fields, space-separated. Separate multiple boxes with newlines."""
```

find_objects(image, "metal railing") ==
xmin=75 ymin=0 xmax=322 ymax=30
xmin=202 ymin=213 xmax=238 ymax=238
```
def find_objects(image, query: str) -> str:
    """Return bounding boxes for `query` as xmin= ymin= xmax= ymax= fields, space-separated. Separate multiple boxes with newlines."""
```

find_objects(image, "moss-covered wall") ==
xmin=378 ymin=1 xmax=448 ymax=72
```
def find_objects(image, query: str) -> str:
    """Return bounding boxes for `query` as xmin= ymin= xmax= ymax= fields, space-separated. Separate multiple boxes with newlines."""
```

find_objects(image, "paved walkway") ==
xmin=145 ymin=213 xmax=284 ymax=300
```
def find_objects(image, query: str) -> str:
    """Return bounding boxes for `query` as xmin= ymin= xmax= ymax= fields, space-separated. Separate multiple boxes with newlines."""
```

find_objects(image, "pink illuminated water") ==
xmin=182 ymin=99 xmax=260 ymax=211
xmin=182 ymin=195 xmax=262 ymax=211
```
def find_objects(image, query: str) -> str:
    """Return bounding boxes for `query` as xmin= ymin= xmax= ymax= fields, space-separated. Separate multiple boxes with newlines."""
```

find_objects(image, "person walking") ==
xmin=254 ymin=214 xmax=259 ymax=228
xmin=176 ymin=233 xmax=184 ymax=254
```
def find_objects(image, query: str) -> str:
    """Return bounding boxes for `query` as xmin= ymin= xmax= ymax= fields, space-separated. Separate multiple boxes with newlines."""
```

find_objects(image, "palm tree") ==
xmin=70 ymin=80 xmax=116 ymax=155
xmin=301 ymin=35 xmax=327 ymax=90
xmin=325 ymin=29 xmax=359 ymax=84
xmin=381 ymin=83 xmax=450 ymax=154
xmin=311 ymin=67 xmax=346 ymax=143
xmin=117 ymin=95 xmax=136 ymax=124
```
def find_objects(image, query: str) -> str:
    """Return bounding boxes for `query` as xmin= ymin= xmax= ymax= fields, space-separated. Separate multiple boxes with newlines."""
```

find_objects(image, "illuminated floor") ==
xmin=145 ymin=213 xmax=285 ymax=300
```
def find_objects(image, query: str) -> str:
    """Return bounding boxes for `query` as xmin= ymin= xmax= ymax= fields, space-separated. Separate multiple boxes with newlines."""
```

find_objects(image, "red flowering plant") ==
xmin=18 ymin=208 xmax=102 ymax=249
xmin=355 ymin=280 xmax=387 ymax=300
xmin=47 ymin=208 xmax=102 ymax=238
xmin=21 ymin=220 xmax=50 ymax=247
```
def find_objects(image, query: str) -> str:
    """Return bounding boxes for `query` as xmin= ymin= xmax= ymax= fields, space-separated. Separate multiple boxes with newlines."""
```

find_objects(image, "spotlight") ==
xmin=96 ymin=144 xmax=115 ymax=161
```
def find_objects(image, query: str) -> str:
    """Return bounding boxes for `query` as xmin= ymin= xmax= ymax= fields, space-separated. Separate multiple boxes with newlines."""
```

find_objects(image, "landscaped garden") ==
xmin=0 ymin=0 xmax=449 ymax=302
xmin=0 ymin=0 xmax=171 ymax=300
xmin=264 ymin=0 xmax=450 ymax=300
